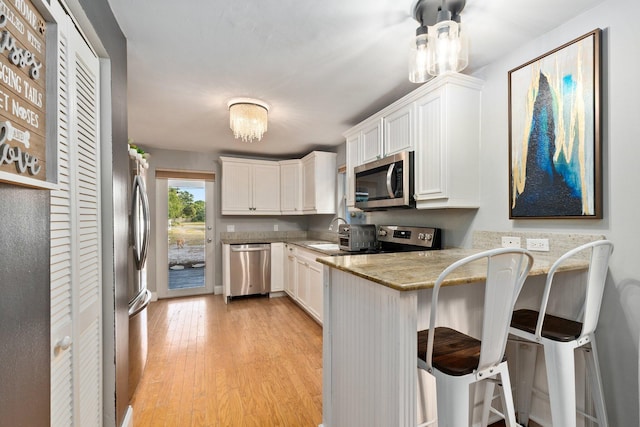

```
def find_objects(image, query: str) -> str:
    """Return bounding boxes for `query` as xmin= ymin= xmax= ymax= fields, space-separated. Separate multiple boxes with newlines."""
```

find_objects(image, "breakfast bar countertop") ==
xmin=316 ymin=248 xmax=590 ymax=292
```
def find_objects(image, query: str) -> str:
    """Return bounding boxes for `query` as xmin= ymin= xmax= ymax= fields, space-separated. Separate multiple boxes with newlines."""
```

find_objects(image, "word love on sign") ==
xmin=0 ymin=0 xmax=47 ymax=184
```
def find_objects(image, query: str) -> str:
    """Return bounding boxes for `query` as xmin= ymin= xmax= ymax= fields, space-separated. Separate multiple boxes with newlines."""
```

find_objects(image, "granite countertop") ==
xmin=316 ymin=248 xmax=590 ymax=292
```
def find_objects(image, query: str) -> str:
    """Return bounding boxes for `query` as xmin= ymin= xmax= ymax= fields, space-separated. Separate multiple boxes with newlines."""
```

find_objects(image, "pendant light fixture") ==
xmin=227 ymin=98 xmax=270 ymax=142
xmin=409 ymin=0 xmax=469 ymax=83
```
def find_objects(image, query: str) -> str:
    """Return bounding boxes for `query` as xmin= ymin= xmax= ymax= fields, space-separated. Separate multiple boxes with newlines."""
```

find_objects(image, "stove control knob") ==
xmin=425 ymin=234 xmax=433 ymax=241
xmin=378 ymin=229 xmax=388 ymax=237
xmin=342 ymin=227 xmax=350 ymax=233
xmin=418 ymin=233 xmax=426 ymax=240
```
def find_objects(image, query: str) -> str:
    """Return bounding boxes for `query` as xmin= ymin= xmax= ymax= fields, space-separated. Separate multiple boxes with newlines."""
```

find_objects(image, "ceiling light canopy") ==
xmin=227 ymin=98 xmax=270 ymax=143
xmin=409 ymin=0 xmax=469 ymax=83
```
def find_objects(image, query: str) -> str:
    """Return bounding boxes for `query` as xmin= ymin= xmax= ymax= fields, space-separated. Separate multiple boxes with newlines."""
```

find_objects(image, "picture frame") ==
xmin=508 ymin=29 xmax=602 ymax=219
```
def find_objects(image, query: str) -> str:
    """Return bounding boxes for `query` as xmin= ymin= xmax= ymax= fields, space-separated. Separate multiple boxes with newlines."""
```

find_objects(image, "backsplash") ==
xmin=473 ymin=230 xmax=607 ymax=259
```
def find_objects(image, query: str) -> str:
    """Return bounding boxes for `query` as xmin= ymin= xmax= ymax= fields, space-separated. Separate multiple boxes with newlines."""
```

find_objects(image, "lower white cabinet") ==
xmin=285 ymin=244 xmax=297 ymax=297
xmin=283 ymin=244 xmax=324 ymax=324
xmin=270 ymin=243 xmax=285 ymax=292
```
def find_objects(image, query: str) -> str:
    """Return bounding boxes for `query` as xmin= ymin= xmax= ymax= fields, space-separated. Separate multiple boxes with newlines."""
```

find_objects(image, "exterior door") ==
xmin=156 ymin=176 xmax=215 ymax=298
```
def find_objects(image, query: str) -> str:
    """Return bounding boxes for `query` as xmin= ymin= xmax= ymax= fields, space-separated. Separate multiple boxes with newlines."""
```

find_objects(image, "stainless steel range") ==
xmin=376 ymin=225 xmax=442 ymax=252
xmin=338 ymin=224 xmax=442 ymax=253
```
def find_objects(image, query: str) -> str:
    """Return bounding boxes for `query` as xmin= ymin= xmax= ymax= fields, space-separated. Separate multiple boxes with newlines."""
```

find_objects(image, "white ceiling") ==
xmin=106 ymin=0 xmax=603 ymax=158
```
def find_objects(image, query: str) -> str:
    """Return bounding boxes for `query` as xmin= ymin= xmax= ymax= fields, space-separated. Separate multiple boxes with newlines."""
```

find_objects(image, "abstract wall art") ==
xmin=508 ymin=29 xmax=602 ymax=219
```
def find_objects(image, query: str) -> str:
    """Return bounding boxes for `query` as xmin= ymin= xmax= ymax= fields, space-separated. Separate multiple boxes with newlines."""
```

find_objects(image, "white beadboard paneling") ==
xmin=326 ymin=270 xmax=418 ymax=426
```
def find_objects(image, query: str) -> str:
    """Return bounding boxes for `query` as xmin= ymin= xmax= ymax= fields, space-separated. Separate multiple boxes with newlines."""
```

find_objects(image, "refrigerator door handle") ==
xmin=128 ymin=289 xmax=152 ymax=317
xmin=131 ymin=175 xmax=151 ymax=270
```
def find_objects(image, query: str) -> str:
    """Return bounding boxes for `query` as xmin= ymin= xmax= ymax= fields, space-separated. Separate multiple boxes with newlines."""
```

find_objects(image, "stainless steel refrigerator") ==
xmin=128 ymin=159 xmax=152 ymax=400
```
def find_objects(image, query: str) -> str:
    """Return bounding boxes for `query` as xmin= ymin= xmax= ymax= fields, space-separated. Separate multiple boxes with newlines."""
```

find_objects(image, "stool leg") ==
xmin=584 ymin=339 xmax=609 ymax=427
xmin=480 ymin=380 xmax=496 ymax=427
xmin=497 ymin=363 xmax=518 ymax=427
xmin=516 ymin=342 xmax=538 ymax=426
xmin=543 ymin=341 xmax=577 ymax=427
xmin=433 ymin=369 xmax=470 ymax=427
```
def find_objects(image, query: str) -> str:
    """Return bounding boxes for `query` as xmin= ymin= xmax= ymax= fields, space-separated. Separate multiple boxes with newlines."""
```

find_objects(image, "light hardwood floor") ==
xmin=130 ymin=294 xmax=323 ymax=426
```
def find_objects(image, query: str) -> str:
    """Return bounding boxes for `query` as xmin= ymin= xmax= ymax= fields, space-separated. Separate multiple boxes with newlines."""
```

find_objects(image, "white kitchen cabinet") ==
xmin=361 ymin=119 xmax=383 ymax=164
xmin=285 ymin=244 xmax=297 ymax=298
xmin=270 ymin=242 xmax=285 ymax=292
xmin=220 ymin=157 xmax=281 ymax=215
xmin=302 ymin=151 xmax=337 ymax=214
xmin=279 ymin=160 xmax=303 ymax=215
xmin=343 ymin=73 xmax=482 ymax=210
xmin=413 ymin=75 xmax=482 ymax=208
xmin=383 ymin=102 xmax=414 ymax=155
xmin=293 ymin=247 xmax=324 ymax=324
xmin=306 ymin=261 xmax=323 ymax=323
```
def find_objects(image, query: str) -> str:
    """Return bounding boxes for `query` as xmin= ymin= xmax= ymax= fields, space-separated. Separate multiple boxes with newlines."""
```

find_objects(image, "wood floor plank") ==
xmin=131 ymin=295 xmax=323 ymax=426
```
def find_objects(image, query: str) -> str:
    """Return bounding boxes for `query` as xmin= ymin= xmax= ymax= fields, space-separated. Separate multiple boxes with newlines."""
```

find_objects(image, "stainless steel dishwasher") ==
xmin=229 ymin=243 xmax=271 ymax=298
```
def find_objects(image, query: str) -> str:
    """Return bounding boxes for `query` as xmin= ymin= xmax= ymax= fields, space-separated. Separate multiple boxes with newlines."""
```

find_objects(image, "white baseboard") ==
xmin=121 ymin=405 xmax=133 ymax=427
xmin=214 ymin=285 xmax=223 ymax=294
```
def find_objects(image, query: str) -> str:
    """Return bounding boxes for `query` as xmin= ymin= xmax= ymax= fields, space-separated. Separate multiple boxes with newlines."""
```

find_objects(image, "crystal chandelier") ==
xmin=409 ymin=0 xmax=469 ymax=83
xmin=227 ymin=98 xmax=270 ymax=142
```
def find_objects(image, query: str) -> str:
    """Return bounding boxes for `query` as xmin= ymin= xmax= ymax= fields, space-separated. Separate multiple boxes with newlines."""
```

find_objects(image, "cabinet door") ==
xmin=361 ymin=119 xmax=383 ymax=164
xmin=383 ymin=103 xmax=414 ymax=155
xmin=345 ymin=134 xmax=361 ymax=207
xmin=280 ymin=161 xmax=302 ymax=214
xmin=270 ymin=243 xmax=284 ymax=292
xmin=221 ymin=161 xmax=252 ymax=213
xmin=252 ymin=163 xmax=281 ymax=213
xmin=307 ymin=261 xmax=323 ymax=324
xmin=285 ymin=247 xmax=297 ymax=297
xmin=302 ymin=156 xmax=316 ymax=211
xmin=296 ymin=257 xmax=310 ymax=306
xmin=414 ymin=92 xmax=446 ymax=200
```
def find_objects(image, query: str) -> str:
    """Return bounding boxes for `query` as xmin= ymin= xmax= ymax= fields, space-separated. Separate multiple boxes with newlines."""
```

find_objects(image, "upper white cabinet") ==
xmin=383 ymin=103 xmax=414 ymax=155
xmin=279 ymin=160 xmax=303 ymax=215
xmin=220 ymin=157 xmax=281 ymax=215
xmin=344 ymin=73 xmax=482 ymax=209
xmin=345 ymin=134 xmax=361 ymax=207
xmin=302 ymin=151 xmax=337 ymax=214
xmin=413 ymin=76 xmax=482 ymax=208
xmin=361 ymin=119 xmax=383 ymax=164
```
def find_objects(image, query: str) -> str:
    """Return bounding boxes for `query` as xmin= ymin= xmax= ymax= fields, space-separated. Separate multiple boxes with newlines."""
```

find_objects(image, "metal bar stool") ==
xmin=509 ymin=240 xmax=614 ymax=427
xmin=417 ymin=248 xmax=534 ymax=427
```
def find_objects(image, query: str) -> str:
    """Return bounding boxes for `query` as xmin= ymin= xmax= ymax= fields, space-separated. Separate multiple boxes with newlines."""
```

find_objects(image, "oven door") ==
xmin=354 ymin=151 xmax=414 ymax=210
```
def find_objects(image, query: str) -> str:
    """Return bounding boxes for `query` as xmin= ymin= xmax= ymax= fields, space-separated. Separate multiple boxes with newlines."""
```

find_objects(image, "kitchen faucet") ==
xmin=328 ymin=216 xmax=347 ymax=231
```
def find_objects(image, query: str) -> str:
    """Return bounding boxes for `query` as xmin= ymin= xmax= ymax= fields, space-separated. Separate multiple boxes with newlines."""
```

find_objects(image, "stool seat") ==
xmin=511 ymin=308 xmax=582 ymax=342
xmin=418 ymin=327 xmax=508 ymax=376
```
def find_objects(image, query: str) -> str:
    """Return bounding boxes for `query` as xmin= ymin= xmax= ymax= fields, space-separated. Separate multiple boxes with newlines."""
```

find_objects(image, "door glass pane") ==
xmin=167 ymin=179 xmax=206 ymax=290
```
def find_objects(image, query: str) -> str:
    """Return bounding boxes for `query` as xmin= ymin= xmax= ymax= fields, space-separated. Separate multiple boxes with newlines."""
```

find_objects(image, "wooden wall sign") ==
xmin=0 ymin=0 xmax=47 ymax=185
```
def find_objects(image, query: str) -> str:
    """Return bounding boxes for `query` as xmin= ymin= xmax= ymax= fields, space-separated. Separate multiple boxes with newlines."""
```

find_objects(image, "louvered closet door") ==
xmin=50 ymin=8 xmax=102 ymax=427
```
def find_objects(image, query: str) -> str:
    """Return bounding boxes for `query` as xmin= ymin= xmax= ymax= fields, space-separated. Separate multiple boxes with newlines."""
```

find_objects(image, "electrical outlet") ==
xmin=501 ymin=236 xmax=521 ymax=248
xmin=227 ymin=224 xmax=235 ymax=232
xmin=273 ymin=224 xmax=279 ymax=231
xmin=526 ymin=238 xmax=550 ymax=252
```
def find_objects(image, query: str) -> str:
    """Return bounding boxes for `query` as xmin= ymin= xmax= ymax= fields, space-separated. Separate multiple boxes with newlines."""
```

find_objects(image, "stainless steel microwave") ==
xmin=354 ymin=151 xmax=414 ymax=210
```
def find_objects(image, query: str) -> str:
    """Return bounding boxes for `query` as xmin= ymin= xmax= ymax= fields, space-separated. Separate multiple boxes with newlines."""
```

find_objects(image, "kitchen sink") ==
xmin=308 ymin=243 xmax=341 ymax=251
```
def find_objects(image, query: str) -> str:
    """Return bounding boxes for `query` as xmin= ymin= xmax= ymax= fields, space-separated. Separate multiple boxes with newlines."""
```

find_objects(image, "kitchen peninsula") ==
xmin=317 ymin=247 xmax=592 ymax=427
